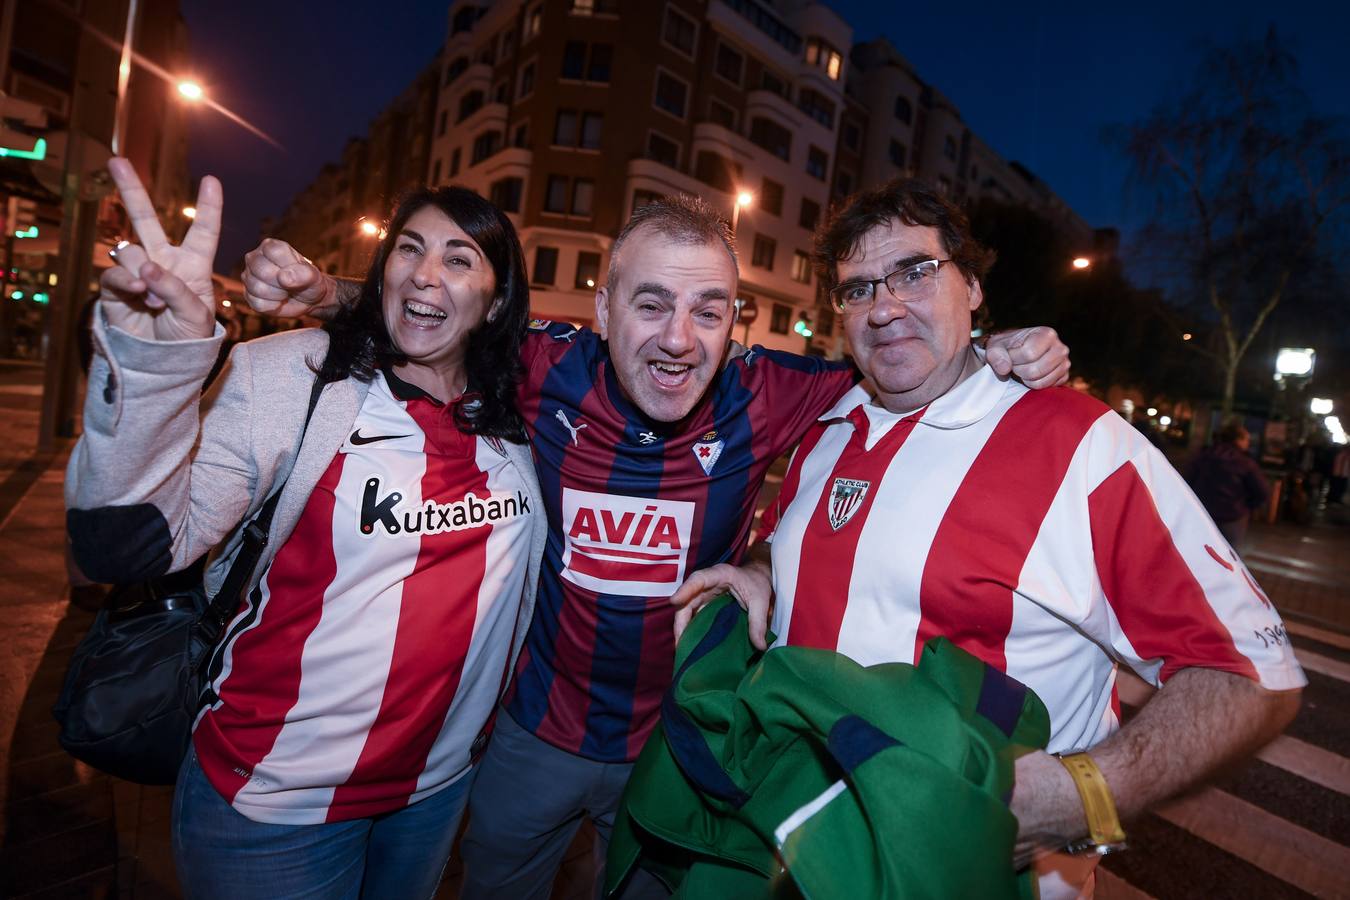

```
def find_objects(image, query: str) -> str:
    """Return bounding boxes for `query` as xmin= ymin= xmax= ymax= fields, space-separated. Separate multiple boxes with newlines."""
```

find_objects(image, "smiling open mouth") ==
xmin=403 ymin=299 xmax=448 ymax=327
xmin=648 ymin=361 xmax=693 ymax=387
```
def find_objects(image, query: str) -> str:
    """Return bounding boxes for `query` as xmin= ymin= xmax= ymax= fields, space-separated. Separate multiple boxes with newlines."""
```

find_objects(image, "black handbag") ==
xmin=53 ymin=375 xmax=325 ymax=785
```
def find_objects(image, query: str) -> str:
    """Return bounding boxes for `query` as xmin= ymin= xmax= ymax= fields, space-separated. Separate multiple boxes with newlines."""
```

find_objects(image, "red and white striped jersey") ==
xmin=193 ymin=370 xmax=534 ymax=824
xmin=763 ymin=366 xmax=1305 ymax=756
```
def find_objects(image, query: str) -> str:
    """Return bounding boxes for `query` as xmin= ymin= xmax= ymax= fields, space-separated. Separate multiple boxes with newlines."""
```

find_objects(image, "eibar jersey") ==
xmin=505 ymin=322 xmax=857 ymax=762
xmin=193 ymin=371 xmax=534 ymax=824
xmin=762 ymin=367 xmax=1306 ymax=757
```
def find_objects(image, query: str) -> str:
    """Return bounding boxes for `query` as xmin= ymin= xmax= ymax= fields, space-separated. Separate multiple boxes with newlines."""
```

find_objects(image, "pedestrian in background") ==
xmin=1186 ymin=420 xmax=1270 ymax=550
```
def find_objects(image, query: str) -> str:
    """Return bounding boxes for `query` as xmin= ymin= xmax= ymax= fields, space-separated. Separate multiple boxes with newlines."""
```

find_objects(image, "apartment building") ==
xmin=267 ymin=0 xmax=1092 ymax=354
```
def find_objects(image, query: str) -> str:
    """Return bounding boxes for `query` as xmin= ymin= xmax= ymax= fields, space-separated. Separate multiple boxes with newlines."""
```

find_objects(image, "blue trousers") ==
xmin=172 ymin=749 xmax=474 ymax=900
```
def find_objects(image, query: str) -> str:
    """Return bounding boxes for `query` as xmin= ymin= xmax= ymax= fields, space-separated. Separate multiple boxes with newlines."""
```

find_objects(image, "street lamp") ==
xmin=1071 ymin=256 xmax=1091 ymax=270
xmin=182 ymin=206 xmax=196 ymax=219
xmin=731 ymin=190 xmax=753 ymax=234
xmin=177 ymin=80 xmax=205 ymax=101
xmin=1275 ymin=347 xmax=1315 ymax=378
xmin=1311 ymin=397 xmax=1334 ymax=415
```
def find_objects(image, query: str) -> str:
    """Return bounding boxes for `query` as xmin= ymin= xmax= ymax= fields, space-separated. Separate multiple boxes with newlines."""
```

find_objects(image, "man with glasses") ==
xmin=675 ymin=178 xmax=1304 ymax=899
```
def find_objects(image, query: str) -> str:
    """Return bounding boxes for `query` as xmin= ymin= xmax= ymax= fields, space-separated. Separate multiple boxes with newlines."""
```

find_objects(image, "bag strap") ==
xmin=196 ymin=373 xmax=327 ymax=643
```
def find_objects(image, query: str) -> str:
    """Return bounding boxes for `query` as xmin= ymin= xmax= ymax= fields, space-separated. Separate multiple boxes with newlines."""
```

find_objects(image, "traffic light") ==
xmin=6 ymin=197 xmax=37 ymax=239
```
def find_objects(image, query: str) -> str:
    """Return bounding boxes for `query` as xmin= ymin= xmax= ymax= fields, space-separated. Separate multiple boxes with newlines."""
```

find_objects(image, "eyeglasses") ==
xmin=829 ymin=258 xmax=954 ymax=314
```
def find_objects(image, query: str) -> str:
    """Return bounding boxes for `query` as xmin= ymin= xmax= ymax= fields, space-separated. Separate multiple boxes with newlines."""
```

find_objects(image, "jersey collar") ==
xmin=820 ymin=363 xmax=1013 ymax=431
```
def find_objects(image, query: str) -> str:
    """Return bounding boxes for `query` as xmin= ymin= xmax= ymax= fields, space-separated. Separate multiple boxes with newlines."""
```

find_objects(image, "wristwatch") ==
xmin=1055 ymin=752 xmax=1128 ymax=855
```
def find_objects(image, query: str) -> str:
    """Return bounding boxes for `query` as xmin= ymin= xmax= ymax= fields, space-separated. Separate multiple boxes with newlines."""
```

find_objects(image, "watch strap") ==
xmin=1056 ymin=751 xmax=1127 ymax=854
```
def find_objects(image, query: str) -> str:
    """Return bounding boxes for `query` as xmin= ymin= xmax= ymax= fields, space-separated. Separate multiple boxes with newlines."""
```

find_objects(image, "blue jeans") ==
xmin=172 ymin=749 xmax=474 ymax=900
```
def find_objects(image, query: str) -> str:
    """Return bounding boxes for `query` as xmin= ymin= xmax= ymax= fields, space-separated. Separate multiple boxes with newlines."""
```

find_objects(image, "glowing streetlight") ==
xmin=1275 ymin=347 xmax=1315 ymax=378
xmin=177 ymin=80 xmax=204 ymax=101
xmin=1146 ymin=407 xmax=1158 ymax=417
xmin=1182 ymin=333 xmax=1193 ymax=341
xmin=731 ymin=190 xmax=753 ymax=234
xmin=360 ymin=220 xmax=380 ymax=236
xmin=182 ymin=206 xmax=197 ymax=219
xmin=1071 ymin=257 xmax=1091 ymax=270
xmin=1159 ymin=415 xmax=1172 ymax=427
xmin=1311 ymin=397 xmax=1334 ymax=415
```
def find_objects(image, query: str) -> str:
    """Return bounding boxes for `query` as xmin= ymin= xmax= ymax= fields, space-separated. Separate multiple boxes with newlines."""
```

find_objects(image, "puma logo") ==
xmin=556 ymin=410 xmax=588 ymax=446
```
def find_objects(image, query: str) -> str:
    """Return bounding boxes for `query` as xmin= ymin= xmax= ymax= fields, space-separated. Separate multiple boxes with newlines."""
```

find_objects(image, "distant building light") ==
xmin=1311 ymin=397 xmax=1334 ymax=415
xmin=1182 ymin=333 xmax=1192 ymax=341
xmin=1071 ymin=257 xmax=1091 ymax=270
xmin=221 ymin=299 xmax=232 ymax=308
xmin=11 ymin=290 xmax=23 ymax=300
xmin=183 ymin=206 xmax=197 ymax=219
xmin=360 ymin=220 xmax=379 ymax=236
xmin=32 ymin=292 xmax=48 ymax=304
xmin=1146 ymin=407 xmax=1157 ymax=417
xmin=1159 ymin=415 xmax=1172 ymax=427
xmin=585 ymin=278 xmax=595 ymax=288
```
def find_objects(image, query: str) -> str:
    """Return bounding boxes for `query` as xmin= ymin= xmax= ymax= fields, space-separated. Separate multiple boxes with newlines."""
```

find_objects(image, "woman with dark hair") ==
xmin=65 ymin=159 xmax=545 ymax=898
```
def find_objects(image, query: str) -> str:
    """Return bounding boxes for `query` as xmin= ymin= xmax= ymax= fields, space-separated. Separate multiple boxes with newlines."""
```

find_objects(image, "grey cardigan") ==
xmin=65 ymin=311 xmax=545 ymax=678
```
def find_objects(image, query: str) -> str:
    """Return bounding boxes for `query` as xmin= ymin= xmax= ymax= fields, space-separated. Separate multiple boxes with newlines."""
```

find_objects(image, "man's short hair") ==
xmin=607 ymin=194 xmax=739 ymax=287
xmin=814 ymin=178 xmax=996 ymax=289
xmin=1217 ymin=419 xmax=1249 ymax=445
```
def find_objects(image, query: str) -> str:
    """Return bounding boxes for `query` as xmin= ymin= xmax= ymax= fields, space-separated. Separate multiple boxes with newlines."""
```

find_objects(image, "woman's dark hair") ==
xmin=317 ymin=186 xmax=530 ymax=441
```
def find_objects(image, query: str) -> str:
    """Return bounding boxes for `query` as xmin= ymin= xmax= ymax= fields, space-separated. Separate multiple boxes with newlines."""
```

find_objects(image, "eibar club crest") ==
xmin=692 ymin=430 xmax=724 ymax=475
xmin=828 ymin=477 xmax=870 ymax=531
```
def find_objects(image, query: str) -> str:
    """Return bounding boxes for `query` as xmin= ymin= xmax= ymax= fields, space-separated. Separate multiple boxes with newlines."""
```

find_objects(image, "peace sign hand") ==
xmin=98 ymin=157 xmax=223 ymax=342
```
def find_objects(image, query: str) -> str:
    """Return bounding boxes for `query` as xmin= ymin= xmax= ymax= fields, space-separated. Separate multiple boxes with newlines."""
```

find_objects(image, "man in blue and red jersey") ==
xmin=241 ymin=196 xmax=1069 ymax=898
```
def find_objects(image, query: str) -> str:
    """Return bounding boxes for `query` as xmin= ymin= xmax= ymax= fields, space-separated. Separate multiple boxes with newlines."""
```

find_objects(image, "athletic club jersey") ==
xmin=762 ymin=366 xmax=1306 ymax=757
xmin=505 ymin=322 xmax=856 ymax=762
xmin=193 ymin=370 xmax=534 ymax=824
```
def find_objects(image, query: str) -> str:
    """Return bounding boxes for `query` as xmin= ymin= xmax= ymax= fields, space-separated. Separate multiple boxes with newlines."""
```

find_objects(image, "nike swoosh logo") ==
xmin=350 ymin=430 xmax=412 ymax=446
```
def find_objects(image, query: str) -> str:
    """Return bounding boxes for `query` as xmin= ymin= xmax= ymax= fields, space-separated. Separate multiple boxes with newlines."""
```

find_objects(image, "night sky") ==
xmin=178 ymin=0 xmax=1350 ymax=275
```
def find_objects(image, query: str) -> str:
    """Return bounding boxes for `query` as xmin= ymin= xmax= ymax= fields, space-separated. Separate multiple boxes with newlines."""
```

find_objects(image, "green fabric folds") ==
xmin=606 ymin=596 xmax=1050 ymax=900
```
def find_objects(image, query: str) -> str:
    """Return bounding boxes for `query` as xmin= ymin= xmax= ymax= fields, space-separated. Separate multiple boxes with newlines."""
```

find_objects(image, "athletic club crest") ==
xmin=692 ymin=430 xmax=724 ymax=475
xmin=828 ymin=478 xmax=870 ymax=531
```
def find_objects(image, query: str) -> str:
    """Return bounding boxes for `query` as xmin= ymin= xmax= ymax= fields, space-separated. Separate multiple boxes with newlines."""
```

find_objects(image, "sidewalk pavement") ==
xmin=1 ymin=363 xmax=1346 ymax=896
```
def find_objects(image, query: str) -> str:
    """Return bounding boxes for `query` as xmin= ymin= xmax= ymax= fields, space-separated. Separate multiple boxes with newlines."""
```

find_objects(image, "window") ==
xmin=499 ymin=27 xmax=517 ymax=59
xmin=804 ymin=37 xmax=842 ymax=80
xmin=458 ymin=90 xmax=484 ymax=122
xmin=572 ymin=179 xmax=594 ymax=216
xmin=841 ymin=121 xmax=860 ymax=152
xmin=749 ymin=116 xmax=791 ymax=160
xmin=798 ymin=198 xmax=820 ymax=231
xmin=524 ymin=5 xmax=543 ymax=41
xmin=751 ymin=233 xmax=776 ymax=271
xmin=562 ymin=41 xmax=586 ymax=79
xmin=494 ymin=80 xmax=510 ymax=104
xmin=450 ymin=148 xmax=462 ymax=177
xmin=708 ymin=97 xmax=737 ymax=130
xmin=533 ymin=246 xmax=559 ymax=284
xmin=588 ymin=44 xmax=612 ymax=82
xmin=797 ymin=88 xmax=835 ymax=129
xmin=893 ymin=95 xmax=912 ymax=125
xmin=518 ymin=62 xmax=536 ymax=99
xmin=715 ymin=41 xmax=744 ymax=85
xmin=889 ymin=140 xmax=906 ymax=168
xmin=632 ymin=189 xmax=665 ymax=213
xmin=663 ymin=6 xmax=697 ymax=57
xmin=694 ymin=151 xmax=737 ymax=192
xmin=490 ymin=177 xmax=523 ymax=213
xmin=563 ymin=42 xmax=612 ymax=82
xmin=554 ymin=110 xmax=578 ymax=146
xmin=452 ymin=5 xmax=481 ymax=35
xmin=834 ymin=168 xmax=853 ymax=195
xmin=513 ymin=123 xmax=529 ymax=148
xmin=554 ymin=111 xmax=602 ymax=149
xmin=654 ymin=70 xmax=689 ymax=118
xmin=760 ymin=178 xmax=783 ymax=217
xmin=790 ymin=251 xmax=811 ymax=284
xmin=571 ymin=0 xmax=619 ymax=13
xmin=581 ymin=113 xmax=603 ymax=150
xmin=943 ymin=135 xmax=958 ymax=161
xmin=444 ymin=56 xmax=468 ymax=86
xmin=969 ymin=164 xmax=979 ymax=184
xmin=816 ymin=305 xmax=834 ymax=337
xmin=471 ymin=130 xmax=502 ymax=164
xmin=937 ymin=175 xmax=952 ymax=195
xmin=760 ymin=69 xmax=788 ymax=98
xmin=437 ymin=109 xmax=448 ymax=137
xmin=806 ymin=146 xmax=828 ymax=180
xmin=431 ymin=159 xmax=442 ymax=185
xmin=575 ymin=251 xmax=601 ymax=289
xmin=478 ymin=43 xmax=497 ymax=66
xmin=545 ymin=175 xmax=569 ymax=213
xmin=646 ymin=131 xmax=680 ymax=168
xmin=770 ymin=302 xmax=791 ymax=334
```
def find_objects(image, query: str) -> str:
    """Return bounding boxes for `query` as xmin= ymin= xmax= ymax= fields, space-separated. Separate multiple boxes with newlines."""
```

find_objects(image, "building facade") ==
xmin=268 ymin=0 xmax=1093 ymax=355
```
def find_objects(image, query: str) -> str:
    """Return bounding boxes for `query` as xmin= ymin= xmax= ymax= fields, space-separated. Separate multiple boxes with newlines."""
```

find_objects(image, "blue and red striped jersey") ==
xmin=505 ymin=322 xmax=857 ymax=762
